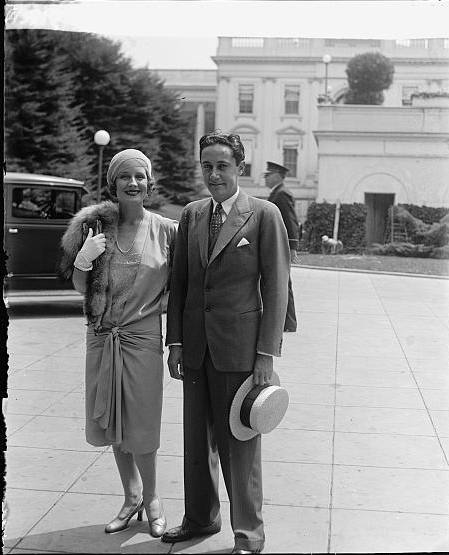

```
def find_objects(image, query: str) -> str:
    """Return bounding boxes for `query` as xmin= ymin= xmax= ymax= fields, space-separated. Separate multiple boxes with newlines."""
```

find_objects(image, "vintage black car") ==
xmin=3 ymin=172 xmax=88 ymax=291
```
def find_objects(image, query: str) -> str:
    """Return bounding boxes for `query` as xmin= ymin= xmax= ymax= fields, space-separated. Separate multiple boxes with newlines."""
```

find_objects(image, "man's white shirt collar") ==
xmin=211 ymin=187 xmax=240 ymax=217
xmin=270 ymin=181 xmax=284 ymax=193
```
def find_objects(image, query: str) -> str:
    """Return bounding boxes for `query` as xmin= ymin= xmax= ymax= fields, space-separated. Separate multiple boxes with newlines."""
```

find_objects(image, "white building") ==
xmin=156 ymin=37 xmax=449 ymax=222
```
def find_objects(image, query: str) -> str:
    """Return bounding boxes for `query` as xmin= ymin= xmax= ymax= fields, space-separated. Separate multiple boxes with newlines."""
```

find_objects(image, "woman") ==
xmin=60 ymin=149 xmax=177 ymax=537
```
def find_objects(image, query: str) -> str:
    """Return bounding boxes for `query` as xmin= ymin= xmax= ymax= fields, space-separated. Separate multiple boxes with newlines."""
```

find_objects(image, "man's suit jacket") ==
xmin=268 ymin=183 xmax=301 ymax=250
xmin=166 ymin=189 xmax=290 ymax=373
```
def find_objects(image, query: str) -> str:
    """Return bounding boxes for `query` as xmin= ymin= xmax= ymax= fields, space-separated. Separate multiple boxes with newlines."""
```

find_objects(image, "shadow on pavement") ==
xmin=6 ymin=525 xmax=231 ymax=554
xmin=6 ymin=301 xmax=84 ymax=319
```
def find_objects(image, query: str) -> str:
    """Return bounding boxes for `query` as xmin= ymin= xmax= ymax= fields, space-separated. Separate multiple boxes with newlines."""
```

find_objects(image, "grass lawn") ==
xmin=296 ymin=253 xmax=449 ymax=277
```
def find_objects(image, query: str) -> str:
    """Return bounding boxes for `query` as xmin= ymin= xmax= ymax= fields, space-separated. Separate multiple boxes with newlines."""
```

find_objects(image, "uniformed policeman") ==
xmin=263 ymin=161 xmax=301 ymax=332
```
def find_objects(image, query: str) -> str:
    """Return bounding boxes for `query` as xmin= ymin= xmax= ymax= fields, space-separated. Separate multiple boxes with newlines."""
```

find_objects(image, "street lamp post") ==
xmin=94 ymin=130 xmax=110 ymax=204
xmin=322 ymin=54 xmax=332 ymax=102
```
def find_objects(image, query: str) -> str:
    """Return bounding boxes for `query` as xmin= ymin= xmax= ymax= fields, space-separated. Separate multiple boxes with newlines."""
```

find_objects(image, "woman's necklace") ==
xmin=115 ymin=216 xmax=144 ymax=254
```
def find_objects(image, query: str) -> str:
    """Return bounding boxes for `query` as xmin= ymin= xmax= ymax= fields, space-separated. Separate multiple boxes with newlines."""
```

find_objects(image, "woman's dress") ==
xmin=84 ymin=210 xmax=176 ymax=454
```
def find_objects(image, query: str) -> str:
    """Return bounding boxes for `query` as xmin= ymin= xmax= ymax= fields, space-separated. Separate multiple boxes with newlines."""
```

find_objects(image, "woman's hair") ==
xmin=199 ymin=131 xmax=245 ymax=165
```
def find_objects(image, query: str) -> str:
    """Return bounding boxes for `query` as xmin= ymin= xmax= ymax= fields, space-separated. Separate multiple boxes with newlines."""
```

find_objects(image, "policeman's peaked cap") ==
xmin=265 ymin=161 xmax=290 ymax=177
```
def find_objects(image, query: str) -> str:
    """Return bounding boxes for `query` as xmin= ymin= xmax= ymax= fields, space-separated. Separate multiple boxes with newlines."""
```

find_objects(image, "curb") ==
xmin=292 ymin=264 xmax=449 ymax=280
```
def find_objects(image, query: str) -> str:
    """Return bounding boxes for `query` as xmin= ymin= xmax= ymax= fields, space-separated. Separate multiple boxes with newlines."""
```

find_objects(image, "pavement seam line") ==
xmin=369 ymin=273 xmax=449 ymax=468
xmin=326 ymin=270 xmax=341 ymax=553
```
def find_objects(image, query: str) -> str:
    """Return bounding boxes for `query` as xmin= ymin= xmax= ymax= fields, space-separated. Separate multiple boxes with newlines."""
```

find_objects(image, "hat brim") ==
xmin=229 ymin=372 xmax=281 ymax=441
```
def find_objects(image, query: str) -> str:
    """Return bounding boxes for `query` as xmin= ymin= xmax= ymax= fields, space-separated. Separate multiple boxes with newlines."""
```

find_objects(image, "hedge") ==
xmin=301 ymin=201 xmax=366 ymax=253
xmin=301 ymin=201 xmax=449 ymax=256
xmin=399 ymin=204 xmax=449 ymax=225
xmin=368 ymin=242 xmax=449 ymax=259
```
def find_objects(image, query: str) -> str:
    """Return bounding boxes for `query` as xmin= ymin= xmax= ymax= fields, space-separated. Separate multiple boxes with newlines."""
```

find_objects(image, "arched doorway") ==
xmin=347 ymin=172 xmax=410 ymax=246
xmin=365 ymin=193 xmax=395 ymax=245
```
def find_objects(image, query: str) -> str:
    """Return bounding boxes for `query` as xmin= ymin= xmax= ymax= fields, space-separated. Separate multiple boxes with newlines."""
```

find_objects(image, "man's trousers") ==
xmin=284 ymin=275 xmax=297 ymax=332
xmin=182 ymin=348 xmax=265 ymax=552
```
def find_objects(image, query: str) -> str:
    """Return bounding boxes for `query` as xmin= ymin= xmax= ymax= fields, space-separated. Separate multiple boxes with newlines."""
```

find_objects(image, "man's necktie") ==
xmin=209 ymin=203 xmax=223 ymax=256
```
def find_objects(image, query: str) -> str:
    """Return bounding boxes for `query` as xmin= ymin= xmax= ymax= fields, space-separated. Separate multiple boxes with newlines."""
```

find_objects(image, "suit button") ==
xmin=206 ymin=306 xmax=211 ymax=312
xmin=205 ymin=287 xmax=210 ymax=292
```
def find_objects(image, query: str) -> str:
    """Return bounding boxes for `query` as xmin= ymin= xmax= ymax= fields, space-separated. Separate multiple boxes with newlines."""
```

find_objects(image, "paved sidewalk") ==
xmin=3 ymin=267 xmax=449 ymax=553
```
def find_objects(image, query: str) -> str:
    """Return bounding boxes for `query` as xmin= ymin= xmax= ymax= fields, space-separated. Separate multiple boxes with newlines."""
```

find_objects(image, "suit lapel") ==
xmin=208 ymin=190 xmax=253 ymax=265
xmin=196 ymin=200 xmax=212 ymax=268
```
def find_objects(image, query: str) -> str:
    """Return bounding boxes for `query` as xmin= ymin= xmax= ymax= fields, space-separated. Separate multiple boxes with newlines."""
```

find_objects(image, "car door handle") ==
xmin=8 ymin=228 xmax=18 ymax=233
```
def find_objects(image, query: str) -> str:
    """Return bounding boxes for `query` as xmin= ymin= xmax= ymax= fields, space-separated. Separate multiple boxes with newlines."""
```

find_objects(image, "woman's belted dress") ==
xmin=81 ymin=209 xmax=177 ymax=454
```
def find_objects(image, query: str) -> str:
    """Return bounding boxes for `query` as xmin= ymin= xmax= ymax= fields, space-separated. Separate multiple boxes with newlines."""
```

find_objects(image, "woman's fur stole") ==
xmin=60 ymin=201 xmax=119 ymax=331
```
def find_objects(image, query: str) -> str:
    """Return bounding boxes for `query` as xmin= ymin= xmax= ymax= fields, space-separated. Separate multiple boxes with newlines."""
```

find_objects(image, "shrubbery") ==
xmin=367 ymin=242 xmax=433 ymax=258
xmin=344 ymin=52 xmax=395 ymax=105
xmin=302 ymin=201 xmax=449 ymax=258
xmin=301 ymin=202 xmax=366 ymax=253
xmin=399 ymin=204 xmax=449 ymax=225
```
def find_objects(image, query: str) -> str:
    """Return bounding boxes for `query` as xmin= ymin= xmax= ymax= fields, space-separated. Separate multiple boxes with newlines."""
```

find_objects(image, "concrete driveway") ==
xmin=3 ymin=267 xmax=449 ymax=553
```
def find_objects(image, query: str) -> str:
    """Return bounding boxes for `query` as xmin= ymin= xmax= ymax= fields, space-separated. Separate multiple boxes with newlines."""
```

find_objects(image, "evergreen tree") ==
xmin=5 ymin=30 xmax=90 ymax=179
xmin=5 ymin=29 xmax=198 ymax=204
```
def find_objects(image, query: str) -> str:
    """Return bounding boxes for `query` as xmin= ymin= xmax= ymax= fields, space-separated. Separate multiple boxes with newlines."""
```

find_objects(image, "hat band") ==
xmin=240 ymin=384 xmax=269 ymax=429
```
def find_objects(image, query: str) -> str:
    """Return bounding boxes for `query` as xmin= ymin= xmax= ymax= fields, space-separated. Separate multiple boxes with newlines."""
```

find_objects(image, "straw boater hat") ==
xmin=229 ymin=371 xmax=289 ymax=441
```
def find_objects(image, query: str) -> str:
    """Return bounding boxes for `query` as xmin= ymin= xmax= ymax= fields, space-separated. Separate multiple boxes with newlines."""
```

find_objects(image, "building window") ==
xmin=284 ymin=86 xmax=300 ymax=114
xmin=241 ymin=139 xmax=253 ymax=176
xmin=12 ymin=187 xmax=78 ymax=219
xmin=402 ymin=86 xmax=419 ymax=106
xmin=239 ymin=85 xmax=254 ymax=114
xmin=283 ymin=146 xmax=298 ymax=178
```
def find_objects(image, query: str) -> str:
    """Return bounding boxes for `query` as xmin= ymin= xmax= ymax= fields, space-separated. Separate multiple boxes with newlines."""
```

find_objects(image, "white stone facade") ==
xmin=314 ymin=104 xmax=449 ymax=207
xmin=156 ymin=37 xmax=449 ymax=221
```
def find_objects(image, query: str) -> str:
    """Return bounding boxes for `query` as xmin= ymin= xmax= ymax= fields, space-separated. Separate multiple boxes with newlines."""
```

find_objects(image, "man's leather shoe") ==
xmin=161 ymin=523 xmax=221 ymax=543
xmin=231 ymin=549 xmax=261 ymax=554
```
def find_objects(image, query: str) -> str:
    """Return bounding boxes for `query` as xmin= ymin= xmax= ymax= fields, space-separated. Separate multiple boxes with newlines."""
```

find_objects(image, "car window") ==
xmin=12 ymin=187 xmax=78 ymax=219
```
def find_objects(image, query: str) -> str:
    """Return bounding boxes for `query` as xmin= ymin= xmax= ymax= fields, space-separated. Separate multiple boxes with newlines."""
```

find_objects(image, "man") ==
xmin=263 ymin=161 xmax=301 ymax=332
xmin=163 ymin=132 xmax=290 ymax=554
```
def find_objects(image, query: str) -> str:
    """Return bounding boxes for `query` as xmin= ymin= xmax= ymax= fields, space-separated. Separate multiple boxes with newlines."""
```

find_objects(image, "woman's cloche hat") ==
xmin=229 ymin=371 xmax=289 ymax=441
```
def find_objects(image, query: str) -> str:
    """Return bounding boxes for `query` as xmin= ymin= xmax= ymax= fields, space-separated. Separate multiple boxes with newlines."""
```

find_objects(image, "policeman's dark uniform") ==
xmin=264 ymin=161 xmax=301 ymax=332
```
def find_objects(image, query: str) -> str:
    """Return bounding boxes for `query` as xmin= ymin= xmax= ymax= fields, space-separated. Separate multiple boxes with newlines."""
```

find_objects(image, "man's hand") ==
xmin=290 ymin=248 xmax=299 ymax=264
xmin=168 ymin=345 xmax=184 ymax=380
xmin=252 ymin=353 xmax=273 ymax=386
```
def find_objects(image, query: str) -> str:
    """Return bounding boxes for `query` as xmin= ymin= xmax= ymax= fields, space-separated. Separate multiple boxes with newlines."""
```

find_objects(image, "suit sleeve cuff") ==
xmin=257 ymin=350 xmax=280 ymax=357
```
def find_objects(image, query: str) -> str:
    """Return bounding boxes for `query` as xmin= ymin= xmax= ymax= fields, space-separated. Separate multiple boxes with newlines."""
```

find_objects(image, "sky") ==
xmin=6 ymin=0 xmax=449 ymax=69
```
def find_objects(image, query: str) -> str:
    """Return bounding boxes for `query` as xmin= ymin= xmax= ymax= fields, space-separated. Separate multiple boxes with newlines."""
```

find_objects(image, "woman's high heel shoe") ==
xmin=105 ymin=497 xmax=144 ymax=534
xmin=147 ymin=497 xmax=167 ymax=538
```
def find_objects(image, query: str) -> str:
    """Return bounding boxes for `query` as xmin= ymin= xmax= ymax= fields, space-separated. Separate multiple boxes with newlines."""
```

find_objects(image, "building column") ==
xmin=194 ymin=103 xmax=205 ymax=178
xmin=194 ymin=102 xmax=205 ymax=160
xmin=261 ymin=77 xmax=276 ymax=182
xmin=216 ymin=76 xmax=231 ymax=131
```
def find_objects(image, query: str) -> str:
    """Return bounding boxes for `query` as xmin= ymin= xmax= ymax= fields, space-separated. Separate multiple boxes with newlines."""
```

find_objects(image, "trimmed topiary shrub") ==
xmin=344 ymin=52 xmax=395 ymax=105
xmin=399 ymin=204 xmax=449 ymax=225
xmin=420 ymin=222 xmax=449 ymax=247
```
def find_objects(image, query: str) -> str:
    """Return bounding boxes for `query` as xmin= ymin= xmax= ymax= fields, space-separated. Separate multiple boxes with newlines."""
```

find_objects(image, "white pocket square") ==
xmin=237 ymin=237 xmax=250 ymax=247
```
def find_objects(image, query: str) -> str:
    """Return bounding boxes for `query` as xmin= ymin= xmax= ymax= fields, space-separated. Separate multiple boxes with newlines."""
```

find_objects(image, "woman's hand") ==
xmin=74 ymin=228 xmax=106 ymax=270
xmin=168 ymin=345 xmax=184 ymax=380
